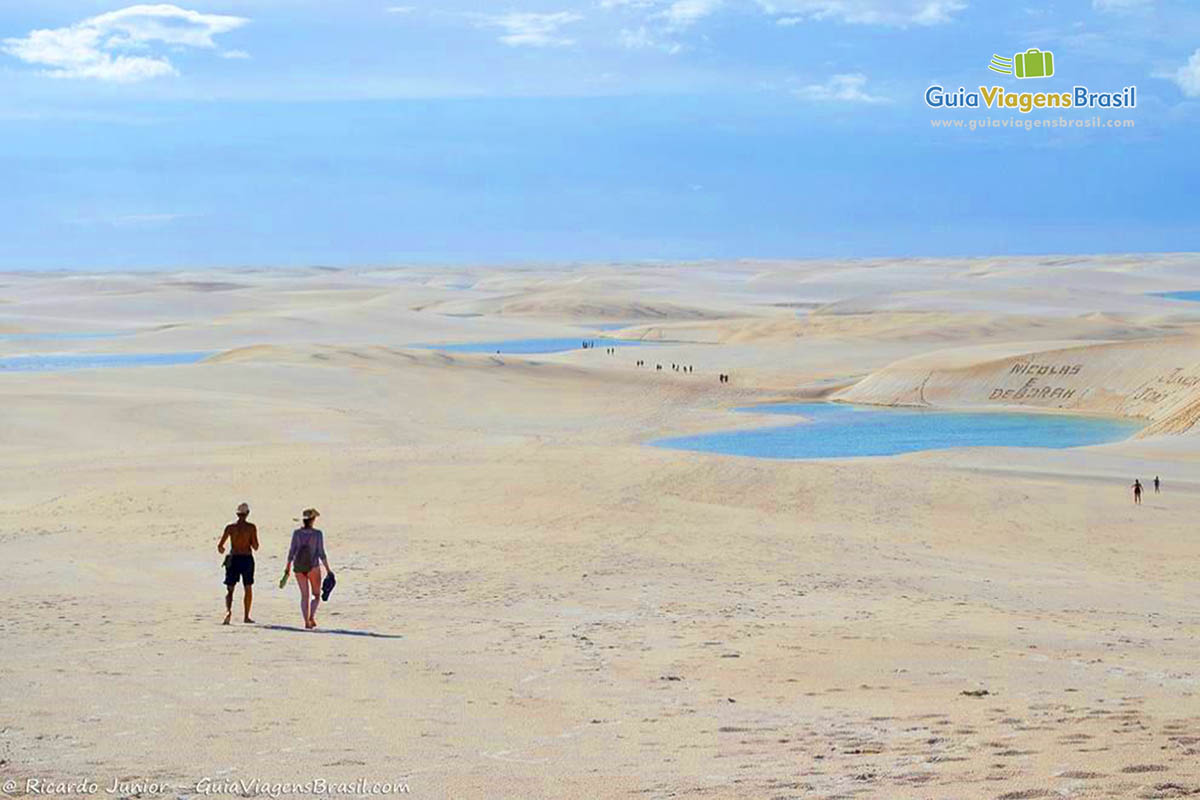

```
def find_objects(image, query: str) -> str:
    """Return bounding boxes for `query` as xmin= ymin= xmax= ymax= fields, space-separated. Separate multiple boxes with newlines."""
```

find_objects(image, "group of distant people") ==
xmin=632 ymin=358 xmax=719 ymax=380
xmin=585 ymin=340 xmax=736 ymax=386
xmin=1131 ymin=476 xmax=1161 ymax=504
xmin=218 ymin=504 xmax=334 ymax=629
xmin=578 ymin=335 xmax=740 ymax=383
xmin=649 ymin=362 xmax=696 ymax=373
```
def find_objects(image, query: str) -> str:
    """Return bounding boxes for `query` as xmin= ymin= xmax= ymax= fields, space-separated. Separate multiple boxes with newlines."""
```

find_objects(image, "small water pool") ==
xmin=0 ymin=331 xmax=128 ymax=342
xmin=652 ymin=403 xmax=1140 ymax=460
xmin=1153 ymin=291 xmax=1200 ymax=303
xmin=0 ymin=352 xmax=214 ymax=373
xmin=415 ymin=337 xmax=650 ymax=355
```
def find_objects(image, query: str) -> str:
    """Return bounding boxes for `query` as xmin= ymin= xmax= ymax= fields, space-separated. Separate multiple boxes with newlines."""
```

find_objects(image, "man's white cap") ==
xmin=236 ymin=502 xmax=250 ymax=515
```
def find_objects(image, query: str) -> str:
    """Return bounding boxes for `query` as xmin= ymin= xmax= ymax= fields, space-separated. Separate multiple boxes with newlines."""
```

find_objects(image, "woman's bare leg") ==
xmin=296 ymin=571 xmax=312 ymax=627
xmin=307 ymin=568 xmax=322 ymax=627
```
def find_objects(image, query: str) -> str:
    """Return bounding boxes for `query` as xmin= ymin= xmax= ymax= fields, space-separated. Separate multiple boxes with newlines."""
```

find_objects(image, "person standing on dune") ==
xmin=1132 ymin=479 xmax=1143 ymax=505
xmin=218 ymin=502 xmax=259 ymax=625
xmin=1154 ymin=476 xmax=1161 ymax=493
xmin=284 ymin=508 xmax=333 ymax=629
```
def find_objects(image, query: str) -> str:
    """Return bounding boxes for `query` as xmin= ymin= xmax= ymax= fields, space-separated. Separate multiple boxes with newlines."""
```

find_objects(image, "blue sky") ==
xmin=1 ymin=0 xmax=1197 ymax=269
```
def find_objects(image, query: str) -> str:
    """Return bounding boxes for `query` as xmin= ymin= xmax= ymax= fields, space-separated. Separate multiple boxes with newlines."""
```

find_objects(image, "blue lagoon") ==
xmin=653 ymin=403 xmax=1140 ymax=460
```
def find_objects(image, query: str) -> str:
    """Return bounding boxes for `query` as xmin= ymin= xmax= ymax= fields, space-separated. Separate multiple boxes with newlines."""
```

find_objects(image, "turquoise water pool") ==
xmin=1154 ymin=291 xmax=1200 ymax=303
xmin=0 ymin=331 xmax=128 ymax=341
xmin=652 ymin=403 xmax=1140 ymax=460
xmin=0 ymin=352 xmax=214 ymax=372
xmin=416 ymin=337 xmax=650 ymax=354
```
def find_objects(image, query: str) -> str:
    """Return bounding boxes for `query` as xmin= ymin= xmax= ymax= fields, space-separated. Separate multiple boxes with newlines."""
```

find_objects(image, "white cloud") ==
xmin=68 ymin=211 xmax=197 ymax=227
xmin=603 ymin=0 xmax=717 ymax=53
xmin=471 ymin=11 xmax=583 ymax=47
xmin=2 ymin=4 xmax=248 ymax=82
xmin=794 ymin=73 xmax=889 ymax=103
xmin=1093 ymin=0 xmax=1153 ymax=12
xmin=220 ymin=49 xmax=251 ymax=60
xmin=113 ymin=212 xmax=193 ymax=226
xmin=656 ymin=0 xmax=723 ymax=29
xmin=759 ymin=0 xmax=966 ymax=26
xmin=386 ymin=5 xmax=416 ymax=13
xmin=619 ymin=26 xmax=683 ymax=53
xmin=1172 ymin=49 xmax=1200 ymax=97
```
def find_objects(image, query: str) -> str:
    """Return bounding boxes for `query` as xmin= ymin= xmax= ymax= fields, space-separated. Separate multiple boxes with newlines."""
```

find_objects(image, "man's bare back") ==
xmin=220 ymin=520 xmax=258 ymax=554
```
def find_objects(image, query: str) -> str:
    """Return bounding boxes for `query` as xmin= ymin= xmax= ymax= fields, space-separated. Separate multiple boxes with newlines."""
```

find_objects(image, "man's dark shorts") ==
xmin=224 ymin=554 xmax=255 ymax=587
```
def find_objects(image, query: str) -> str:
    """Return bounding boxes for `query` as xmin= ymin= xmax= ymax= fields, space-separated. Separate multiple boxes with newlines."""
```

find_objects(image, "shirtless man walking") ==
xmin=218 ymin=502 xmax=259 ymax=624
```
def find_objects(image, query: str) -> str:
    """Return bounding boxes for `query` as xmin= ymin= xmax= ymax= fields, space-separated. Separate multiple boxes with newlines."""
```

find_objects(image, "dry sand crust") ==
xmin=3 ymin=255 xmax=1200 ymax=799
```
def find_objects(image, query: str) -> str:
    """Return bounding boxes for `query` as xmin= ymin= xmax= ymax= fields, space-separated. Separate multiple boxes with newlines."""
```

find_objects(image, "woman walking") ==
xmin=285 ymin=508 xmax=333 ymax=629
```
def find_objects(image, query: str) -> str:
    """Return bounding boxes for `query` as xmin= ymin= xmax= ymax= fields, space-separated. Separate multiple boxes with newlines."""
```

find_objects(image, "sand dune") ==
xmin=622 ymin=311 xmax=1189 ymax=349
xmin=421 ymin=289 xmax=729 ymax=322
xmin=4 ymin=255 xmax=1200 ymax=798
xmin=837 ymin=334 xmax=1200 ymax=434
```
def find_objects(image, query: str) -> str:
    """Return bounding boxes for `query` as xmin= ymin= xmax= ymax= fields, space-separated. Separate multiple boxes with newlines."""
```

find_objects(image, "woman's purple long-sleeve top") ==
xmin=288 ymin=527 xmax=327 ymax=565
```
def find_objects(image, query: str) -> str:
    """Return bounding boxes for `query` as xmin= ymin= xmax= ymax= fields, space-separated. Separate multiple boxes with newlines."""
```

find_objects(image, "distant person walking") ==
xmin=1132 ymin=479 xmax=1143 ymax=505
xmin=1154 ymin=476 xmax=1161 ymax=493
xmin=218 ymin=502 xmax=258 ymax=625
xmin=284 ymin=508 xmax=334 ymax=629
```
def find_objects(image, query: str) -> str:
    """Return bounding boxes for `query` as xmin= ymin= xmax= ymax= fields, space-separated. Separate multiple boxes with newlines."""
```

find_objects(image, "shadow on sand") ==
xmin=260 ymin=624 xmax=404 ymax=639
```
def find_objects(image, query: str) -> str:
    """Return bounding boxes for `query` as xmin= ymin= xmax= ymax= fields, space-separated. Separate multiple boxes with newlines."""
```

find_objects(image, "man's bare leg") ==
xmin=223 ymin=585 xmax=234 ymax=625
xmin=243 ymin=586 xmax=255 ymax=624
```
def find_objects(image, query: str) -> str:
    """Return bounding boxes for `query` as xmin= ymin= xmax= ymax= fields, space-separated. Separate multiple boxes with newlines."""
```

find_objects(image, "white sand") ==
xmin=3 ymin=255 xmax=1200 ymax=798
